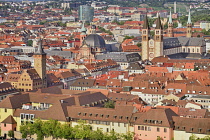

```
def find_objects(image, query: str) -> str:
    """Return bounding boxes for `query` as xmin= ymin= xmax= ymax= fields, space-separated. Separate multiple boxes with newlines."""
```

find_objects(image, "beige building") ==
xmin=4 ymin=39 xmax=47 ymax=91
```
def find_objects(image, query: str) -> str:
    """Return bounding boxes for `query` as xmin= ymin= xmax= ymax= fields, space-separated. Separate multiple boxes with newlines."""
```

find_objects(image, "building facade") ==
xmin=79 ymin=5 xmax=94 ymax=22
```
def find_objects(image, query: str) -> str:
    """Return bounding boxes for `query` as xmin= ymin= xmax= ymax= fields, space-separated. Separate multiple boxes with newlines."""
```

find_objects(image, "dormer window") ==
xmin=78 ymin=112 xmax=81 ymax=116
xmin=119 ymin=116 xmax=123 ymax=119
xmin=89 ymin=113 xmax=92 ymax=117
xmin=83 ymin=113 xmax=87 ymax=116
xmin=100 ymin=114 xmax=104 ymax=118
xmin=106 ymin=115 xmax=109 ymax=118
xmin=95 ymin=114 xmax=98 ymax=117
xmin=113 ymin=115 xmax=117 ymax=119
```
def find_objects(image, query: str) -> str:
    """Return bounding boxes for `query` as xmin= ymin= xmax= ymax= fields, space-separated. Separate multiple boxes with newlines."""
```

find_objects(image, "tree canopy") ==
xmin=20 ymin=119 xmax=134 ymax=140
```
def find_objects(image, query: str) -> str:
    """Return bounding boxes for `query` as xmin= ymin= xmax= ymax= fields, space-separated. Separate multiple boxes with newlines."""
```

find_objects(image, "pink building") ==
xmin=134 ymin=108 xmax=178 ymax=140
xmin=1 ymin=115 xmax=17 ymax=138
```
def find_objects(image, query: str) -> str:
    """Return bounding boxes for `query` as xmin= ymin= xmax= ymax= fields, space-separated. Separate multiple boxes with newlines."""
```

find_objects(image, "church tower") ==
xmin=34 ymin=39 xmax=47 ymax=88
xmin=154 ymin=15 xmax=163 ymax=59
xmin=80 ymin=22 xmax=87 ymax=46
xmin=168 ymin=9 xmax=174 ymax=37
xmin=141 ymin=15 xmax=150 ymax=60
xmin=186 ymin=10 xmax=192 ymax=38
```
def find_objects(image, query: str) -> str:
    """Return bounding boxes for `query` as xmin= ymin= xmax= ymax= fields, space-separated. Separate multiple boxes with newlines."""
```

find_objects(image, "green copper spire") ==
xmin=168 ymin=9 xmax=173 ymax=24
xmin=187 ymin=9 xmax=192 ymax=24
xmin=80 ymin=22 xmax=87 ymax=35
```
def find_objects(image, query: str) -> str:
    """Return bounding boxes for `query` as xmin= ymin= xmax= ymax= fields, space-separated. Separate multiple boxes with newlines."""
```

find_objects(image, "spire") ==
xmin=187 ymin=9 xmax=192 ymax=24
xmin=35 ymin=39 xmax=46 ymax=55
xmin=168 ymin=9 xmax=173 ymax=24
xmin=80 ymin=21 xmax=87 ymax=35
xmin=155 ymin=14 xmax=163 ymax=29
xmin=143 ymin=15 xmax=150 ymax=29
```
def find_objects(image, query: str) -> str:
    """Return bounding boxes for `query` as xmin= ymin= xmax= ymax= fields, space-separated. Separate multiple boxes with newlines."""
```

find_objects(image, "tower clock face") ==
xmin=149 ymin=53 xmax=154 ymax=58
xmin=150 ymin=41 xmax=153 ymax=45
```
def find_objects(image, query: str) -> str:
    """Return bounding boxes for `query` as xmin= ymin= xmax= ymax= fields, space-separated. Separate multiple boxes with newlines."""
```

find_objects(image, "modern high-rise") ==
xmin=79 ymin=5 xmax=94 ymax=22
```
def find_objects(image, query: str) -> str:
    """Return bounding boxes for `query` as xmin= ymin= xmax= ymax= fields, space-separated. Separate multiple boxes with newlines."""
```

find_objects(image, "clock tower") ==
xmin=33 ymin=39 xmax=47 ymax=88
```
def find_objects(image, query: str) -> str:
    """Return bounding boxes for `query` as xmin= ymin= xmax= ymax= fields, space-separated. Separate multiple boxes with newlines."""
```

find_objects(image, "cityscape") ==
xmin=0 ymin=0 xmax=210 ymax=140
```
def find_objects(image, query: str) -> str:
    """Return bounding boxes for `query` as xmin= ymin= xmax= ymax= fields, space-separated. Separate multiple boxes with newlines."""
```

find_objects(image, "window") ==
xmin=107 ymin=128 xmax=109 ymax=132
xmin=190 ymin=128 xmax=194 ymax=132
xmin=157 ymin=127 xmax=160 ymax=132
xmin=21 ymin=114 xmax=25 ymax=119
xmin=25 ymin=114 xmax=29 ymax=120
xmin=30 ymin=114 xmax=34 ymax=120
xmin=198 ymin=128 xmax=202 ymax=133
xmin=4 ymin=123 xmax=6 ymax=127
xmin=164 ymin=128 xmax=167 ymax=132
xmin=4 ymin=108 xmax=7 ymax=113
xmin=141 ymin=126 xmax=144 ymax=130
xmin=138 ymin=126 xmax=141 ymax=130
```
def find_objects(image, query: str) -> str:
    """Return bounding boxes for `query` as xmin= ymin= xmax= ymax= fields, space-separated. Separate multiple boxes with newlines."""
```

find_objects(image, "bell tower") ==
xmin=186 ymin=10 xmax=192 ymax=38
xmin=33 ymin=39 xmax=47 ymax=88
xmin=154 ymin=15 xmax=163 ymax=59
xmin=168 ymin=9 xmax=174 ymax=37
xmin=80 ymin=22 xmax=87 ymax=46
xmin=141 ymin=15 xmax=150 ymax=60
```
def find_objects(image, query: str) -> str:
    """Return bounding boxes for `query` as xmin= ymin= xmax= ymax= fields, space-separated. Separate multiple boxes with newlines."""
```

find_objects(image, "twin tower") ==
xmin=141 ymin=10 xmax=193 ymax=60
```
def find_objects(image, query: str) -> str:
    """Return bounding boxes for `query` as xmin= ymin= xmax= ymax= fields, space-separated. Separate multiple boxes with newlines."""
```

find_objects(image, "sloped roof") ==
xmin=135 ymin=108 xmax=178 ymax=127
xmin=2 ymin=115 xmax=16 ymax=124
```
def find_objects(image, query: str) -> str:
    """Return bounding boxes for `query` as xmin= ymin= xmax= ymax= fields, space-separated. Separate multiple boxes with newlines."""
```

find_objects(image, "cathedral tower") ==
xmin=186 ymin=10 xmax=192 ymax=38
xmin=154 ymin=15 xmax=163 ymax=59
xmin=141 ymin=15 xmax=150 ymax=60
xmin=34 ymin=39 xmax=47 ymax=88
xmin=80 ymin=22 xmax=87 ymax=46
xmin=168 ymin=9 xmax=174 ymax=37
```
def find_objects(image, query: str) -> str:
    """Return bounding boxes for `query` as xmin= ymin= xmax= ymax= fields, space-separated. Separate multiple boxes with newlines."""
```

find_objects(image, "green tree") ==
xmin=189 ymin=134 xmax=197 ymax=140
xmin=104 ymin=100 xmax=115 ymax=108
xmin=61 ymin=124 xmax=75 ymax=139
xmin=27 ymin=40 xmax=33 ymax=46
xmin=137 ymin=42 xmax=141 ymax=48
xmin=42 ymin=119 xmax=63 ymax=139
xmin=90 ymin=128 xmax=104 ymax=140
xmin=8 ymin=130 xmax=14 ymax=138
xmin=20 ymin=122 xmax=35 ymax=138
xmin=73 ymin=120 xmax=92 ymax=139
xmin=123 ymin=35 xmax=134 ymax=41
xmin=33 ymin=119 xmax=44 ymax=140
xmin=104 ymin=130 xmax=120 ymax=140
xmin=157 ymin=136 xmax=163 ymax=140
xmin=120 ymin=132 xmax=134 ymax=140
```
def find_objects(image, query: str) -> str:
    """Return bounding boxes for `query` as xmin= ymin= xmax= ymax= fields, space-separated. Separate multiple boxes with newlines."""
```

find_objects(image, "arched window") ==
xmin=188 ymin=48 xmax=190 ymax=53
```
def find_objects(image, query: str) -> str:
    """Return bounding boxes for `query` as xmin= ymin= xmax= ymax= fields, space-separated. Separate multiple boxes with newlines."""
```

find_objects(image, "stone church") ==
xmin=142 ymin=10 xmax=206 ymax=61
xmin=76 ymin=24 xmax=107 ymax=63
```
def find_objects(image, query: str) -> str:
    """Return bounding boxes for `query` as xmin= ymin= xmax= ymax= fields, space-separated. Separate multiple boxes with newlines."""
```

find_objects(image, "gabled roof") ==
xmin=2 ymin=115 xmax=16 ymax=124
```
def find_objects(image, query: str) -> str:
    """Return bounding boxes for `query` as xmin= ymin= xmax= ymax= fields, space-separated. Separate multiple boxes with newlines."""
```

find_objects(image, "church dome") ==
xmin=83 ymin=34 xmax=106 ymax=48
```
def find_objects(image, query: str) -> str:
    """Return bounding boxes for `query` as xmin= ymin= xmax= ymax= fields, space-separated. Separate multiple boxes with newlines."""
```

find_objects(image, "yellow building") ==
xmin=4 ymin=39 xmax=47 ymax=91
